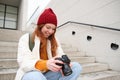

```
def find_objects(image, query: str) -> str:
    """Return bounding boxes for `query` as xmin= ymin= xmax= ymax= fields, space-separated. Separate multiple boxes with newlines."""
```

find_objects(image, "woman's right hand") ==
xmin=47 ymin=57 xmax=63 ymax=72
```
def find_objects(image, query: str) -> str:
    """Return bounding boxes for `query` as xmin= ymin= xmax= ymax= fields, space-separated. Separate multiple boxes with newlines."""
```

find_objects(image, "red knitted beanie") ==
xmin=37 ymin=8 xmax=57 ymax=26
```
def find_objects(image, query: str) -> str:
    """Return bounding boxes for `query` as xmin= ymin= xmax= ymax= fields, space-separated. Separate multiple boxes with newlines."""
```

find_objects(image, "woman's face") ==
xmin=41 ymin=23 xmax=56 ymax=38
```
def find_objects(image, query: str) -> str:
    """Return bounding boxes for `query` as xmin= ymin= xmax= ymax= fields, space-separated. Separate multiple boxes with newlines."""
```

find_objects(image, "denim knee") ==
xmin=71 ymin=62 xmax=82 ymax=74
xmin=59 ymin=62 xmax=82 ymax=80
xmin=22 ymin=70 xmax=47 ymax=80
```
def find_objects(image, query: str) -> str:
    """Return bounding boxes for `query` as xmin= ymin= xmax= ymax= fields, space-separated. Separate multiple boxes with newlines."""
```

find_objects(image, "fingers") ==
xmin=69 ymin=63 xmax=72 ymax=67
xmin=60 ymin=69 xmax=64 ymax=76
xmin=54 ymin=59 xmax=63 ymax=65
xmin=47 ymin=58 xmax=63 ymax=72
xmin=48 ymin=63 xmax=60 ymax=72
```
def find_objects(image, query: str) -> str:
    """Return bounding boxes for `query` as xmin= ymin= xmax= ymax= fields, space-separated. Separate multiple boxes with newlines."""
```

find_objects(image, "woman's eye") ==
xmin=46 ymin=26 xmax=51 ymax=29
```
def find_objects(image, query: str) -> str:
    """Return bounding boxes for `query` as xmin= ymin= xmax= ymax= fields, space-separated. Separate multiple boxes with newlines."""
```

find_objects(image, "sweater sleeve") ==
xmin=35 ymin=60 xmax=48 ymax=71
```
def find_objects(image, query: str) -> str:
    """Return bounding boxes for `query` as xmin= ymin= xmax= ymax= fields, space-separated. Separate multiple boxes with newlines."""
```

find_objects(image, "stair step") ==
xmin=0 ymin=59 xmax=18 ymax=69
xmin=0 ymin=46 xmax=17 ymax=53
xmin=70 ymin=57 xmax=95 ymax=63
xmin=66 ymin=51 xmax=85 ymax=57
xmin=78 ymin=71 xmax=120 ymax=80
xmin=0 ymin=52 xmax=17 ymax=59
xmin=0 ymin=29 xmax=26 ymax=42
xmin=61 ymin=43 xmax=72 ymax=48
xmin=0 ymin=68 xmax=17 ymax=80
xmin=0 ymin=41 xmax=18 ymax=59
xmin=0 ymin=68 xmax=17 ymax=74
xmin=0 ymin=41 xmax=18 ymax=47
xmin=63 ymin=47 xmax=79 ymax=52
xmin=81 ymin=63 xmax=109 ymax=74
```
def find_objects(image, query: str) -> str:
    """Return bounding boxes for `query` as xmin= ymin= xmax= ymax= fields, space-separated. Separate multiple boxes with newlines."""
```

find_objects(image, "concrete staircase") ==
xmin=0 ymin=29 xmax=25 ymax=80
xmin=0 ymin=29 xmax=120 ymax=80
xmin=62 ymin=44 xmax=120 ymax=80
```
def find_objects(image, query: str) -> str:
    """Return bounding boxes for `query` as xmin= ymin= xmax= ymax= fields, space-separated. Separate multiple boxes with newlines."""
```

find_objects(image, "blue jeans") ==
xmin=22 ymin=62 xmax=82 ymax=80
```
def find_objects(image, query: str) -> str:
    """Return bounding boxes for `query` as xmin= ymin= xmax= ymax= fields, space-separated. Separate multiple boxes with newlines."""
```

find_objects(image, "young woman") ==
xmin=15 ymin=8 xmax=82 ymax=80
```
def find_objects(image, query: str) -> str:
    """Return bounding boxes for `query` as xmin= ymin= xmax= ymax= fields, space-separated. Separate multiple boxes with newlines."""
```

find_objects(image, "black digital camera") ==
xmin=55 ymin=55 xmax=72 ymax=76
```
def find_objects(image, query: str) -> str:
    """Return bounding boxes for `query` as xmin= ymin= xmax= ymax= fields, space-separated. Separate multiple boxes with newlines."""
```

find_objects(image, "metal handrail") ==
xmin=58 ymin=21 xmax=120 ymax=31
xmin=26 ymin=6 xmax=39 ymax=24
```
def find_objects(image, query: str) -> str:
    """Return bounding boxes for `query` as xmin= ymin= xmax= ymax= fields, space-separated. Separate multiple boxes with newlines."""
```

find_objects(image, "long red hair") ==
xmin=32 ymin=24 xmax=58 ymax=57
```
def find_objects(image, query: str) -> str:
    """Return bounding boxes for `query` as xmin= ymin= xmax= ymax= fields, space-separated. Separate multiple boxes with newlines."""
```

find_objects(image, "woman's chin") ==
xmin=44 ymin=35 xmax=49 ymax=38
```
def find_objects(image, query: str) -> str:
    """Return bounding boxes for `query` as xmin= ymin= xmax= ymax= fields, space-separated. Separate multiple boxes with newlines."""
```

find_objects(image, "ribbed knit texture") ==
xmin=37 ymin=8 xmax=57 ymax=26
